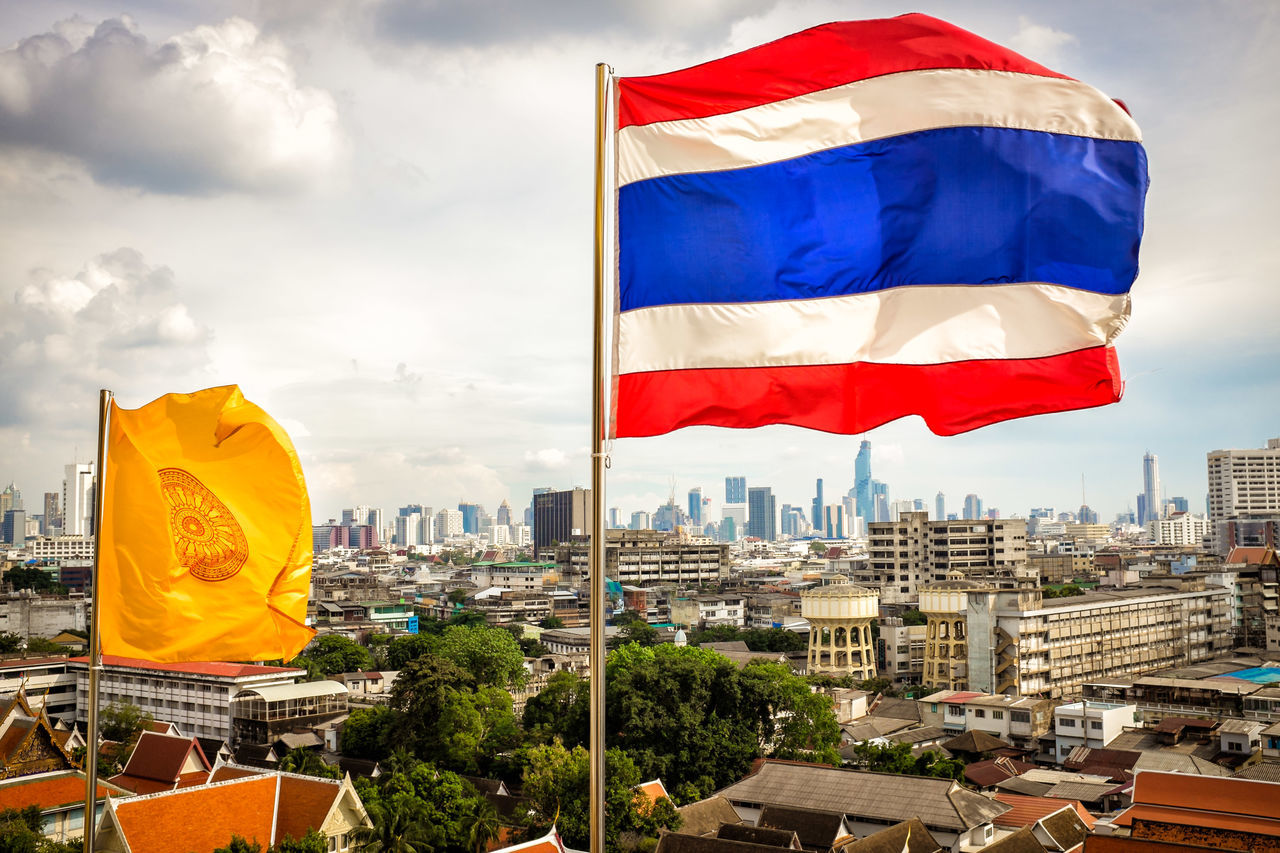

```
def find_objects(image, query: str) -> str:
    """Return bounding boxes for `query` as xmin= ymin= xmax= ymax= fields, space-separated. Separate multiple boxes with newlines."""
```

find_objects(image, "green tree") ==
xmin=291 ymin=635 xmax=374 ymax=676
xmin=0 ymin=632 xmax=22 ymax=654
xmin=278 ymin=748 xmax=342 ymax=779
xmin=847 ymin=742 xmax=964 ymax=780
xmin=100 ymin=700 xmax=153 ymax=742
xmin=273 ymin=830 xmax=327 ymax=853
xmin=739 ymin=660 xmax=841 ymax=764
xmin=448 ymin=611 xmax=488 ymax=629
xmin=538 ymin=616 xmax=564 ymax=629
xmin=435 ymin=687 xmax=521 ymax=774
xmin=459 ymin=796 xmax=501 ymax=853
xmin=22 ymin=637 xmax=68 ymax=655
xmin=350 ymin=799 xmax=433 ymax=853
xmin=611 ymin=618 xmax=658 ymax=648
xmin=3 ymin=566 xmax=66 ymax=594
xmin=901 ymin=609 xmax=927 ymax=626
xmin=385 ymin=633 xmax=441 ymax=669
xmin=212 ymin=837 xmax=263 ymax=853
xmin=342 ymin=705 xmax=397 ymax=760
xmin=521 ymin=670 xmax=589 ymax=748
xmin=438 ymin=626 xmax=526 ymax=688
xmin=388 ymin=655 xmax=474 ymax=757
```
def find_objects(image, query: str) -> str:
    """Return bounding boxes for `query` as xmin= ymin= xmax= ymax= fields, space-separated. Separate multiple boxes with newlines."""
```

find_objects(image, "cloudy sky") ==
xmin=1 ymin=0 xmax=1276 ymax=526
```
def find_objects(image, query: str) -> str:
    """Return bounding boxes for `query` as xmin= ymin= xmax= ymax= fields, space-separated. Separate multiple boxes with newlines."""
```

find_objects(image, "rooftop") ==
xmin=69 ymin=655 xmax=304 ymax=679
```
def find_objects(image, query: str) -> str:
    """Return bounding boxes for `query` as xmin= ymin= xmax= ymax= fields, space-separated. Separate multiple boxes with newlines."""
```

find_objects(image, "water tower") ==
xmin=801 ymin=580 xmax=879 ymax=680
xmin=918 ymin=572 xmax=992 ymax=691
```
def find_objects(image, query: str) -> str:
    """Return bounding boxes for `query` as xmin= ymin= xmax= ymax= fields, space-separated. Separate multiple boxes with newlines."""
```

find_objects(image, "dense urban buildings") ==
xmin=1208 ymin=437 xmax=1280 ymax=553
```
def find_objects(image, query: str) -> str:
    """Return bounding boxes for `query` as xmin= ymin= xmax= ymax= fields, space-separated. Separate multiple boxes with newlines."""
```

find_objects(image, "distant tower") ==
xmin=801 ymin=580 xmax=879 ymax=680
xmin=687 ymin=488 xmax=703 ymax=527
xmin=63 ymin=462 xmax=95 ymax=536
xmin=935 ymin=491 xmax=946 ymax=522
xmin=855 ymin=441 xmax=873 ymax=523
xmin=812 ymin=478 xmax=824 ymax=529
xmin=963 ymin=493 xmax=983 ymax=521
xmin=725 ymin=476 xmax=746 ymax=505
xmin=919 ymin=573 xmax=993 ymax=692
xmin=1142 ymin=452 xmax=1161 ymax=526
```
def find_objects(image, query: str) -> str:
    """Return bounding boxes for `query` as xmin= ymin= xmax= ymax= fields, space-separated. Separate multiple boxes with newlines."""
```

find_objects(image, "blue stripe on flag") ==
xmin=618 ymin=126 xmax=1147 ymax=312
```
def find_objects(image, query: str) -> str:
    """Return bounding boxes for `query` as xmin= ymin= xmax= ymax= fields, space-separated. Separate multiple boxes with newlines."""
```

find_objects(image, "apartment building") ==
xmin=468 ymin=561 xmax=559 ymax=592
xmin=71 ymin=656 xmax=307 ymax=742
xmin=744 ymin=592 xmax=802 ymax=629
xmin=920 ymin=577 xmax=1232 ymax=700
xmin=670 ymin=593 xmax=745 ymax=630
xmin=918 ymin=689 xmax=1054 ymax=750
xmin=1028 ymin=552 xmax=1095 ymax=585
xmin=878 ymin=616 xmax=926 ymax=684
xmin=836 ymin=512 xmax=1027 ymax=606
xmin=1049 ymin=701 xmax=1139 ymax=761
xmin=468 ymin=589 xmax=552 ymax=625
xmin=1208 ymin=438 xmax=1280 ymax=553
xmin=549 ymin=529 xmax=729 ymax=586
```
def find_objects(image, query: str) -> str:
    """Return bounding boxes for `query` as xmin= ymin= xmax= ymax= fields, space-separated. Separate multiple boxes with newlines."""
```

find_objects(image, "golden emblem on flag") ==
xmin=158 ymin=467 xmax=249 ymax=581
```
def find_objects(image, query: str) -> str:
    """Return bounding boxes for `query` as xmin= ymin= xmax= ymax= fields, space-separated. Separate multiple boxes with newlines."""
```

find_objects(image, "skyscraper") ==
xmin=872 ymin=480 xmax=890 ymax=522
xmin=688 ymin=488 xmax=703 ymax=527
xmin=812 ymin=478 xmax=824 ymax=529
xmin=533 ymin=488 xmax=590 ymax=554
xmin=823 ymin=504 xmax=846 ymax=538
xmin=855 ymin=440 xmax=872 ymax=522
xmin=1142 ymin=452 xmax=1161 ymax=526
xmin=963 ymin=493 xmax=983 ymax=520
xmin=496 ymin=499 xmax=513 ymax=528
xmin=747 ymin=487 xmax=777 ymax=541
xmin=725 ymin=476 xmax=747 ymax=504
xmin=63 ymin=462 xmax=94 ymax=536
xmin=935 ymin=491 xmax=945 ymax=521
xmin=42 ymin=491 xmax=60 ymax=535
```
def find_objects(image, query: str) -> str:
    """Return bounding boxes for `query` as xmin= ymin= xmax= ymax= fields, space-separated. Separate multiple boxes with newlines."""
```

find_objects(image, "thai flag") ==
xmin=612 ymin=14 xmax=1148 ymax=439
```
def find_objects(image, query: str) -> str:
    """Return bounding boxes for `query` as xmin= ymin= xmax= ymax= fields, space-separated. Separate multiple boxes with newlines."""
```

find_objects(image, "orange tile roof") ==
xmin=70 ymin=655 xmax=304 ymax=678
xmin=112 ymin=776 xmax=278 ymax=853
xmin=208 ymin=765 xmax=262 ymax=783
xmin=274 ymin=775 xmax=343 ymax=843
xmin=636 ymin=780 xmax=669 ymax=804
xmin=1132 ymin=770 xmax=1280 ymax=820
xmin=994 ymin=793 xmax=1097 ymax=830
xmin=0 ymin=772 xmax=119 ymax=811
xmin=1112 ymin=802 xmax=1280 ymax=837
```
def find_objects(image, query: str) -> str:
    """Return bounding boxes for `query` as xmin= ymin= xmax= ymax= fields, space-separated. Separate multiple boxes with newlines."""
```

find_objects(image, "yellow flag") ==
xmin=99 ymin=385 xmax=315 ymax=662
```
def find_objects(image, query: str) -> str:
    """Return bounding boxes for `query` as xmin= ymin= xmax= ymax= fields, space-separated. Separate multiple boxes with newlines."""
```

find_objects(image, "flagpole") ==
xmin=84 ymin=389 xmax=112 ymax=853
xmin=588 ymin=61 xmax=610 ymax=853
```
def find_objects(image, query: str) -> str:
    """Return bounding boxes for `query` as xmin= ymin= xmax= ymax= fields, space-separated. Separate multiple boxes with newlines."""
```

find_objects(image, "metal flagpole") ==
xmin=588 ymin=61 xmax=611 ymax=853
xmin=84 ymin=389 xmax=112 ymax=853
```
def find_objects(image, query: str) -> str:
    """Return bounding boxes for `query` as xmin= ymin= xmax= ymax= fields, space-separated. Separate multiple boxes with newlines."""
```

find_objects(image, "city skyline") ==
xmin=1 ymin=2 xmax=1276 ymax=533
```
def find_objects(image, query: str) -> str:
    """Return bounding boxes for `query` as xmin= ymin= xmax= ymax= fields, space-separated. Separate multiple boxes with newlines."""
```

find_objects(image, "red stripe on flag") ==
xmin=617 ymin=14 xmax=1071 ymax=130
xmin=612 ymin=347 xmax=1122 ymax=438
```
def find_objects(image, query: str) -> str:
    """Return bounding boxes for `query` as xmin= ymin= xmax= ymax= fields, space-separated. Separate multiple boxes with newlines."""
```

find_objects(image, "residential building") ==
xmin=918 ymin=690 xmax=1054 ymax=750
xmin=747 ymin=487 xmax=776 ymax=541
xmin=1051 ymin=701 xmax=1139 ymax=762
xmin=925 ymin=578 xmax=1232 ymax=699
xmin=71 ymin=656 xmax=309 ymax=742
xmin=533 ymin=488 xmax=589 ymax=554
xmin=468 ymin=589 xmax=552 ymax=625
xmin=1150 ymin=512 xmax=1212 ymax=546
xmin=548 ymin=529 xmax=729 ymax=585
xmin=670 ymin=593 xmax=745 ymax=630
xmin=1208 ymin=437 xmax=1280 ymax=554
xmin=1029 ymin=553 xmax=1095 ymax=584
xmin=877 ymin=617 xmax=926 ymax=684
xmin=745 ymin=593 xmax=802 ymax=630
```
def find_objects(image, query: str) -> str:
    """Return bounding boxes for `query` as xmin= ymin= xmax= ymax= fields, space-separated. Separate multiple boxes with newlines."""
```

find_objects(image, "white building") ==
xmin=1148 ymin=512 xmax=1212 ymax=546
xmin=435 ymin=508 xmax=463 ymax=538
xmin=394 ymin=512 xmax=424 ymax=547
xmin=62 ymin=463 xmax=94 ymax=536
xmin=1208 ymin=438 xmax=1280 ymax=552
xmin=1052 ymin=700 xmax=1138 ymax=761
xmin=28 ymin=537 xmax=95 ymax=560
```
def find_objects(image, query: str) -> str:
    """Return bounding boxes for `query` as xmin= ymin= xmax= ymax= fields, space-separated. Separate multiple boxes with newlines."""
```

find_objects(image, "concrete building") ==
xmin=1208 ymin=437 xmax=1280 ymax=553
xmin=670 ymin=593 xmax=745 ymax=631
xmin=27 ymin=536 xmax=95 ymax=561
xmin=62 ymin=463 xmax=94 ymax=536
xmin=747 ymin=487 xmax=776 ymax=542
xmin=548 ymin=529 xmax=729 ymax=585
xmin=920 ymin=575 xmax=991 ymax=691
xmin=1028 ymin=552 xmax=1094 ymax=585
xmin=845 ymin=512 xmax=1028 ymax=607
xmin=801 ymin=583 xmax=879 ymax=680
xmin=877 ymin=617 xmax=926 ymax=684
xmin=71 ymin=656 xmax=309 ymax=742
xmin=532 ymin=488 xmax=590 ymax=554
xmin=1051 ymin=700 xmax=1139 ymax=762
xmin=0 ymin=593 xmax=87 ymax=639
xmin=919 ymin=690 xmax=1054 ymax=750
xmin=958 ymin=579 xmax=1232 ymax=700
xmin=1142 ymin=452 xmax=1162 ymax=526
xmin=1149 ymin=512 xmax=1212 ymax=546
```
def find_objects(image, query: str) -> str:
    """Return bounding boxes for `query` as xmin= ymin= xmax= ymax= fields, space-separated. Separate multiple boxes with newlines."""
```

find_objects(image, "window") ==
xmin=1090 ymin=721 xmax=1103 ymax=730
xmin=1229 ymin=741 xmax=1243 ymax=752
xmin=1011 ymin=711 xmax=1030 ymax=723
xmin=974 ymin=709 xmax=986 ymax=718
xmin=993 ymin=711 xmax=1004 ymax=720
xmin=1060 ymin=718 xmax=1077 ymax=727
xmin=948 ymin=706 xmax=965 ymax=717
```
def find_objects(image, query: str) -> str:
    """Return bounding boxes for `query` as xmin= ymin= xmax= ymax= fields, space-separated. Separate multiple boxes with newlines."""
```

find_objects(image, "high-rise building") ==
xmin=721 ymin=505 xmax=746 ymax=541
xmin=747 ymin=487 xmax=776 ymax=541
xmin=526 ymin=487 xmax=553 ymax=527
xmin=725 ymin=476 xmax=747 ymax=505
xmin=0 ymin=483 xmax=19 ymax=517
xmin=855 ymin=441 xmax=873 ymax=522
xmin=1142 ymin=452 xmax=1161 ymax=526
xmin=436 ymin=508 xmax=464 ymax=538
xmin=935 ymin=492 xmax=945 ymax=522
xmin=458 ymin=502 xmax=484 ymax=534
xmin=63 ymin=463 xmax=95 ymax=536
xmin=1 ymin=510 xmax=25 ymax=545
xmin=496 ymin=500 xmax=513 ymax=528
xmin=1169 ymin=496 xmax=1189 ymax=514
xmin=608 ymin=507 xmax=622 ymax=529
xmin=630 ymin=511 xmax=651 ymax=531
xmin=812 ymin=479 xmax=824 ymax=529
xmin=42 ymin=492 xmax=60 ymax=535
xmin=823 ymin=504 xmax=846 ymax=539
xmin=963 ymin=493 xmax=983 ymax=521
xmin=394 ymin=512 xmax=424 ymax=547
xmin=1136 ymin=494 xmax=1147 ymax=529
xmin=533 ymin=488 xmax=590 ymax=554
xmin=1207 ymin=438 xmax=1280 ymax=553
xmin=1078 ymin=504 xmax=1099 ymax=524
xmin=687 ymin=488 xmax=703 ymax=527
xmin=872 ymin=481 xmax=890 ymax=523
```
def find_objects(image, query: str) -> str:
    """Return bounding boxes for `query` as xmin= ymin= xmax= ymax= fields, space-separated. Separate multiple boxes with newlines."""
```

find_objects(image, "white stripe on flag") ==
xmin=616 ymin=284 xmax=1130 ymax=373
xmin=617 ymin=68 xmax=1141 ymax=187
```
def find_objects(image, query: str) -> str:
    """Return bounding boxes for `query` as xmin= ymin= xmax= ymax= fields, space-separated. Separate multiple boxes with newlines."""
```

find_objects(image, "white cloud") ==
xmin=1008 ymin=16 xmax=1077 ymax=66
xmin=523 ymin=448 xmax=569 ymax=472
xmin=0 ymin=16 xmax=344 ymax=194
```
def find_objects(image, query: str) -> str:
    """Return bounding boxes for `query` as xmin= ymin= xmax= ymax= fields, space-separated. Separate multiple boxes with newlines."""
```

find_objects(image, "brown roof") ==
xmin=1063 ymin=747 xmax=1140 ymax=782
xmin=833 ymin=818 xmax=942 ymax=853
xmin=676 ymin=795 xmax=743 ymax=837
xmin=1109 ymin=770 xmax=1280 ymax=836
xmin=943 ymin=729 xmax=1011 ymax=754
xmin=758 ymin=804 xmax=848 ymax=849
xmin=117 ymin=732 xmax=210 ymax=784
xmin=717 ymin=760 xmax=1008 ymax=833
xmin=965 ymin=758 xmax=1037 ymax=788
xmin=716 ymin=823 xmax=800 ymax=849
xmin=656 ymin=835 xmax=798 ymax=853
xmin=275 ymin=775 xmax=343 ymax=843
xmin=980 ymin=826 xmax=1049 ymax=853
xmin=993 ymin=794 xmax=1096 ymax=830
xmin=1036 ymin=808 xmax=1089 ymax=852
